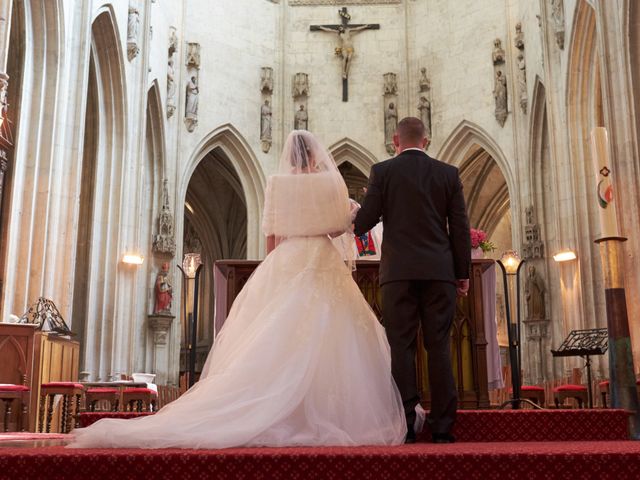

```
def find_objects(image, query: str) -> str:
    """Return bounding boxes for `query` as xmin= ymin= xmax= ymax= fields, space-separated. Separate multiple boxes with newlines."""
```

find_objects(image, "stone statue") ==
xmin=316 ymin=23 xmax=374 ymax=79
xmin=551 ymin=0 xmax=565 ymax=49
xmin=294 ymin=104 xmax=308 ymax=130
xmin=153 ymin=179 xmax=176 ymax=256
xmin=384 ymin=102 xmax=397 ymax=155
xmin=383 ymin=72 xmax=397 ymax=95
xmin=517 ymin=52 xmax=527 ymax=113
xmin=260 ymin=100 xmax=272 ymax=140
xmin=419 ymin=67 xmax=431 ymax=93
xmin=418 ymin=96 xmax=432 ymax=139
xmin=166 ymin=57 xmax=176 ymax=118
xmin=153 ymin=263 xmax=173 ymax=314
xmin=292 ymin=72 xmax=309 ymax=97
xmin=185 ymin=76 xmax=199 ymax=118
xmin=492 ymin=38 xmax=505 ymax=65
xmin=493 ymin=70 xmax=507 ymax=126
xmin=127 ymin=7 xmax=140 ymax=60
xmin=186 ymin=43 xmax=201 ymax=69
xmin=525 ymin=265 xmax=546 ymax=321
xmin=261 ymin=67 xmax=274 ymax=94
xmin=514 ymin=22 xmax=524 ymax=50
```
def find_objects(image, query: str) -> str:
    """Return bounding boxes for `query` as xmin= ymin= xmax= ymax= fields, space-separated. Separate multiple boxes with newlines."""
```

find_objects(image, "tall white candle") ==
xmin=590 ymin=127 xmax=621 ymax=238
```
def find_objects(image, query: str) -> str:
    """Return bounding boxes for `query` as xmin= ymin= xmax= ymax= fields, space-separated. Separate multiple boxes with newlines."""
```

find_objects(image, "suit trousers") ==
xmin=381 ymin=280 xmax=457 ymax=434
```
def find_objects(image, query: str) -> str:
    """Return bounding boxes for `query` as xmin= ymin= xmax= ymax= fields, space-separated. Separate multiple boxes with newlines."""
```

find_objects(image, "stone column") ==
xmin=0 ymin=1 xmax=13 ymax=72
xmin=148 ymin=314 xmax=176 ymax=385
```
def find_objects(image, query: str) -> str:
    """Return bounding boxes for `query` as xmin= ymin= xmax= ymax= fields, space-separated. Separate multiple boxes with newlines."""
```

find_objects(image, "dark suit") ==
xmin=354 ymin=149 xmax=470 ymax=435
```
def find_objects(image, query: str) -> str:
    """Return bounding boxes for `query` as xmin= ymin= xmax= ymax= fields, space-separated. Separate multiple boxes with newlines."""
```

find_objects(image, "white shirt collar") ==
xmin=400 ymin=147 xmax=425 ymax=153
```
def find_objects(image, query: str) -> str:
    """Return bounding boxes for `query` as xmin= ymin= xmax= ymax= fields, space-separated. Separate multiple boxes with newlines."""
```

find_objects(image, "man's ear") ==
xmin=422 ymin=137 xmax=429 ymax=149
xmin=393 ymin=133 xmax=400 ymax=147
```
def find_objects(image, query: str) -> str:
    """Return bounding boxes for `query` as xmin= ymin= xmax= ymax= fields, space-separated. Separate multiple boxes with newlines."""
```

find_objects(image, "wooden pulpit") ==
xmin=213 ymin=259 xmax=495 ymax=409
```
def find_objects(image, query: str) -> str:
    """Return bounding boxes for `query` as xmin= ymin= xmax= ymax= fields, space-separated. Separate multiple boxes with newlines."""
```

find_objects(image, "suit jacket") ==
xmin=354 ymin=149 xmax=471 ymax=285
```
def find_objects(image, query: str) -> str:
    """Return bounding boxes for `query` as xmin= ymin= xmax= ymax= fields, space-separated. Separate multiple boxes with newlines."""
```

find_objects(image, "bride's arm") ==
xmin=266 ymin=235 xmax=283 ymax=254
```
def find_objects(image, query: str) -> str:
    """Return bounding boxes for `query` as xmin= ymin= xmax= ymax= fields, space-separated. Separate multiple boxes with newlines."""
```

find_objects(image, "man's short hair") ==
xmin=397 ymin=117 xmax=426 ymax=144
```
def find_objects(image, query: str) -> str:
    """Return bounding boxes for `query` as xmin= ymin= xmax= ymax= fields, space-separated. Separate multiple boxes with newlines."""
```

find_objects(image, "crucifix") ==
xmin=310 ymin=8 xmax=380 ymax=102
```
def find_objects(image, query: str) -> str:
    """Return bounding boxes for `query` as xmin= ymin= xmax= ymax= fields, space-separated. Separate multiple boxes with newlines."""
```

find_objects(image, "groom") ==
xmin=354 ymin=117 xmax=471 ymax=443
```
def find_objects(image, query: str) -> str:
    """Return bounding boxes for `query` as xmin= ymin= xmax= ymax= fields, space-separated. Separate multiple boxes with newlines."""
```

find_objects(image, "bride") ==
xmin=68 ymin=130 xmax=406 ymax=449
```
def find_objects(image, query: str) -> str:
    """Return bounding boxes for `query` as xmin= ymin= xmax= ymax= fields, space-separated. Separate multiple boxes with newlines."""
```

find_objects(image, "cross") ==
xmin=310 ymin=8 xmax=380 ymax=102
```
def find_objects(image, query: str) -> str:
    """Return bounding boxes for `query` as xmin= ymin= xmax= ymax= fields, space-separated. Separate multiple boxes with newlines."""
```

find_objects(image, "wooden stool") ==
xmin=122 ymin=388 xmax=157 ymax=412
xmin=553 ymin=384 xmax=588 ymax=408
xmin=0 ymin=384 xmax=30 ymax=432
xmin=519 ymin=385 xmax=546 ymax=407
xmin=39 ymin=382 xmax=85 ymax=433
xmin=85 ymin=388 xmax=120 ymax=412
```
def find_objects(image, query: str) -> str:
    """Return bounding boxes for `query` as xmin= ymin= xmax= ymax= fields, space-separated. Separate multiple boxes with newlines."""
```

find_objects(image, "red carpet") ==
xmin=1 ymin=410 xmax=637 ymax=479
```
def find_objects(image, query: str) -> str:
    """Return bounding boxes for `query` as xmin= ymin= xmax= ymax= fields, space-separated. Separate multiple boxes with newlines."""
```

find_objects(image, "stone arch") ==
xmin=1 ymin=0 xmax=64 ymax=318
xmin=330 ymin=138 xmax=377 ymax=203
xmin=74 ymin=6 xmax=128 ymax=380
xmin=438 ymin=121 xmax=516 ymax=244
xmin=179 ymin=124 xmax=265 ymax=259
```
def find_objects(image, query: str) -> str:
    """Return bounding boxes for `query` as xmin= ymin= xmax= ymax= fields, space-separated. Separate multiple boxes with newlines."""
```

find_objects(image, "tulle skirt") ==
xmin=68 ymin=236 xmax=406 ymax=449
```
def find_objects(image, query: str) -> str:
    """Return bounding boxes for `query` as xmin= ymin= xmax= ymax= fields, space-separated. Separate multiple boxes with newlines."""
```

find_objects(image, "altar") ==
xmin=213 ymin=259 xmax=496 ymax=409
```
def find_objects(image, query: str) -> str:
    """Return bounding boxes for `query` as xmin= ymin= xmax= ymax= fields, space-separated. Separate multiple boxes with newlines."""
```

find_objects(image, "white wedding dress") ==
xmin=69 ymin=138 xmax=406 ymax=449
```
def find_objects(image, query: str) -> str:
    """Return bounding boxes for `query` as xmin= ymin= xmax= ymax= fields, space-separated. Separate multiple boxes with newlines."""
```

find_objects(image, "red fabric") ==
xmin=41 ymin=382 xmax=85 ymax=389
xmin=553 ymin=384 xmax=587 ymax=392
xmin=79 ymin=412 xmax=155 ymax=428
xmin=417 ymin=409 xmax=630 ymax=442
xmin=86 ymin=388 xmax=119 ymax=394
xmin=509 ymin=386 xmax=544 ymax=393
xmin=600 ymin=381 xmax=610 ymax=388
xmin=122 ymin=388 xmax=157 ymax=395
xmin=0 ymin=385 xmax=29 ymax=392
xmin=1 ymin=442 xmax=640 ymax=479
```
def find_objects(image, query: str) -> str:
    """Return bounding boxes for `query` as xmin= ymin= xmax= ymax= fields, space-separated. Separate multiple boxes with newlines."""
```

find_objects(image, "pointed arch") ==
xmin=179 ymin=124 xmax=265 ymax=258
xmin=329 ymin=138 xmax=378 ymax=177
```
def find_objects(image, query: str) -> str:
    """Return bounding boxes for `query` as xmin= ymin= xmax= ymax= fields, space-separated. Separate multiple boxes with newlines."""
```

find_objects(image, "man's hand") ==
xmin=349 ymin=199 xmax=361 ymax=222
xmin=456 ymin=279 xmax=469 ymax=297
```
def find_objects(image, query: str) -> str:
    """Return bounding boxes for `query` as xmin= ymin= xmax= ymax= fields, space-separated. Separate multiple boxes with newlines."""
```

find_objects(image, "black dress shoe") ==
xmin=431 ymin=432 xmax=455 ymax=444
xmin=405 ymin=425 xmax=416 ymax=444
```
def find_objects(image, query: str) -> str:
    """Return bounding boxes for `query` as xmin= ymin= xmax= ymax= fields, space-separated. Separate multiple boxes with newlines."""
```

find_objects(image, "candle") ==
xmin=590 ymin=127 xmax=621 ymax=238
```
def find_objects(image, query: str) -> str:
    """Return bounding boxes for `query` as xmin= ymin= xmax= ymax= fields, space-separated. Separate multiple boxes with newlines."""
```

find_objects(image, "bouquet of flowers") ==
xmin=470 ymin=228 xmax=496 ymax=253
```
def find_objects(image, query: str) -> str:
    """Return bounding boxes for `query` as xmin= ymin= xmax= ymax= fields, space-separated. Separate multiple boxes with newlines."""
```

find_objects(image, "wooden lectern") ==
xmin=213 ymin=259 xmax=494 ymax=409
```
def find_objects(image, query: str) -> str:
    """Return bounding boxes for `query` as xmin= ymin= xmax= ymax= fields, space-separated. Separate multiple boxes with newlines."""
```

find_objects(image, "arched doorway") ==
xmin=331 ymin=138 xmax=377 ymax=204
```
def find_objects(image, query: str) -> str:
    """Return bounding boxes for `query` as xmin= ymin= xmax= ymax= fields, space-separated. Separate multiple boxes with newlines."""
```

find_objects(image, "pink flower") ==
xmin=470 ymin=228 xmax=495 ymax=252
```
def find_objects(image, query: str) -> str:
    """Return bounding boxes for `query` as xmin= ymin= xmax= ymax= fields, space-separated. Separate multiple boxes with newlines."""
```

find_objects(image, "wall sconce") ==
xmin=122 ymin=253 xmax=144 ymax=265
xmin=500 ymin=250 xmax=522 ymax=275
xmin=553 ymin=250 xmax=577 ymax=262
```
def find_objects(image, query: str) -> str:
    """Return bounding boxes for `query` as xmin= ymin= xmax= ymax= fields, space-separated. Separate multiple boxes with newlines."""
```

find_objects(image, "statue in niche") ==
xmin=261 ymin=100 xmax=272 ymax=140
xmin=551 ymin=0 xmax=565 ymax=49
xmin=183 ymin=221 xmax=202 ymax=254
xmin=292 ymin=72 xmax=309 ymax=97
xmin=294 ymin=104 xmax=308 ymax=130
xmin=419 ymin=67 xmax=431 ymax=93
xmin=525 ymin=265 xmax=546 ymax=321
xmin=167 ymin=58 xmax=176 ymax=118
xmin=492 ymin=38 xmax=505 ymax=65
xmin=514 ymin=22 xmax=524 ymax=50
xmin=261 ymin=67 xmax=274 ymax=94
xmin=383 ymin=73 xmax=397 ymax=95
xmin=517 ymin=52 xmax=527 ymax=113
xmin=493 ymin=70 xmax=507 ymax=126
xmin=153 ymin=263 xmax=173 ymax=314
xmin=384 ymin=102 xmax=398 ymax=155
xmin=153 ymin=179 xmax=176 ymax=256
xmin=418 ymin=96 xmax=432 ymax=140
xmin=185 ymin=76 xmax=199 ymax=117
xmin=127 ymin=7 xmax=140 ymax=60
xmin=186 ymin=43 xmax=201 ymax=69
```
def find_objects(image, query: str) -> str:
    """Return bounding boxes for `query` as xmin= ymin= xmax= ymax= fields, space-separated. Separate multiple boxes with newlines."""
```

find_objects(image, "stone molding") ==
xmin=290 ymin=0 xmax=400 ymax=5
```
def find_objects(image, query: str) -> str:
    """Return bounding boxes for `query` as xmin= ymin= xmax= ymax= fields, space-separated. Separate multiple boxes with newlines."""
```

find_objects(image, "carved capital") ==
xmin=148 ymin=314 xmax=175 ymax=346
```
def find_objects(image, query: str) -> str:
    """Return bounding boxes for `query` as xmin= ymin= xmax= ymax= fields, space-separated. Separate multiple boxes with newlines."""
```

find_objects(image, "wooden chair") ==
xmin=122 ymin=388 xmax=157 ymax=412
xmin=553 ymin=384 xmax=588 ymax=408
xmin=599 ymin=379 xmax=640 ymax=408
xmin=0 ymin=384 xmax=30 ymax=432
xmin=39 ymin=382 xmax=85 ymax=433
xmin=519 ymin=385 xmax=546 ymax=407
xmin=85 ymin=387 xmax=120 ymax=412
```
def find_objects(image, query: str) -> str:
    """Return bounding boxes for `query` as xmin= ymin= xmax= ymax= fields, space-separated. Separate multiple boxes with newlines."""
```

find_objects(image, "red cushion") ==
xmin=86 ymin=388 xmax=119 ymax=394
xmin=0 ymin=384 xmax=29 ymax=392
xmin=520 ymin=386 xmax=545 ymax=392
xmin=554 ymin=384 xmax=587 ymax=392
xmin=123 ymin=388 xmax=157 ymax=396
xmin=599 ymin=381 xmax=610 ymax=388
xmin=41 ymin=382 xmax=85 ymax=389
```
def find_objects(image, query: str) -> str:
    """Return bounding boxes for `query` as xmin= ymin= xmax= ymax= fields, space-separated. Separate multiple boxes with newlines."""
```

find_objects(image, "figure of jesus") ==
xmin=316 ymin=24 xmax=373 ymax=79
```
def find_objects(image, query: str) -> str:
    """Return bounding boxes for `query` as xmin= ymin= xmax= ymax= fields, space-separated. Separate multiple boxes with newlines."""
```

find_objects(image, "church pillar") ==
xmin=148 ymin=314 xmax=176 ymax=386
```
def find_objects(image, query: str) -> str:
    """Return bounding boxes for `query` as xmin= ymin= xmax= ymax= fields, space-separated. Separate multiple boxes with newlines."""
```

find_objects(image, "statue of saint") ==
xmin=385 ymin=102 xmax=398 ymax=154
xmin=261 ymin=100 xmax=272 ymax=140
xmin=419 ymin=67 xmax=431 ymax=93
xmin=185 ymin=76 xmax=199 ymax=119
xmin=316 ymin=24 xmax=373 ymax=79
xmin=153 ymin=263 xmax=173 ymax=314
xmin=494 ymin=70 xmax=507 ymax=125
xmin=418 ymin=96 xmax=432 ymax=139
xmin=492 ymin=38 xmax=505 ymax=65
xmin=517 ymin=52 xmax=527 ymax=111
xmin=514 ymin=22 xmax=524 ymax=50
xmin=294 ymin=104 xmax=308 ymax=130
xmin=525 ymin=265 xmax=546 ymax=321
